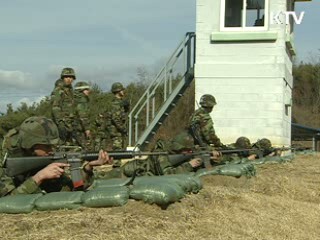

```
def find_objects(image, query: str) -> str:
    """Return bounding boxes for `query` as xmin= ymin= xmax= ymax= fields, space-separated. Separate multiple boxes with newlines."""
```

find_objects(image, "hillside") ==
xmin=1 ymin=153 xmax=320 ymax=240
xmin=292 ymin=62 xmax=320 ymax=128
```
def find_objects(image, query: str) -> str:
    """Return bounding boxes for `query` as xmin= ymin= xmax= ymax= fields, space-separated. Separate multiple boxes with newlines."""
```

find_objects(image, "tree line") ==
xmin=0 ymin=59 xmax=319 ymax=143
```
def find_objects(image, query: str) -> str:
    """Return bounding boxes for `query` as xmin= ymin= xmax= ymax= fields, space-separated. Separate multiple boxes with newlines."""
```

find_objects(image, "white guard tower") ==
xmin=195 ymin=0 xmax=311 ymax=146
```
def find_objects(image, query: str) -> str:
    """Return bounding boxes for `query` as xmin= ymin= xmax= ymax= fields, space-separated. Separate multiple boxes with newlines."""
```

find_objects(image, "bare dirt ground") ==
xmin=1 ymin=153 xmax=320 ymax=240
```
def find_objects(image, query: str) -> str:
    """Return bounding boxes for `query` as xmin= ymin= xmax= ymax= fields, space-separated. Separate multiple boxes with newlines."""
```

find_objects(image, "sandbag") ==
xmin=251 ymin=158 xmax=266 ymax=165
xmin=195 ymin=168 xmax=220 ymax=178
xmin=82 ymin=187 xmax=129 ymax=207
xmin=0 ymin=193 xmax=42 ymax=214
xmin=161 ymin=174 xmax=203 ymax=193
xmin=263 ymin=155 xmax=294 ymax=163
xmin=196 ymin=163 xmax=256 ymax=178
xmin=218 ymin=163 xmax=256 ymax=177
xmin=130 ymin=176 xmax=185 ymax=206
xmin=35 ymin=191 xmax=84 ymax=211
xmin=90 ymin=178 xmax=132 ymax=189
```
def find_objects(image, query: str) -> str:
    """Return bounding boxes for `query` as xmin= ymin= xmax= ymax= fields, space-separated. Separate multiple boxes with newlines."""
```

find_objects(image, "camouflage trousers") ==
xmin=111 ymin=135 xmax=127 ymax=168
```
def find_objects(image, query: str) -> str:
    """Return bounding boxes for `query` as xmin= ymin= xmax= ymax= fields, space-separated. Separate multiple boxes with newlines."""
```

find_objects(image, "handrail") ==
xmin=128 ymin=32 xmax=196 ymax=147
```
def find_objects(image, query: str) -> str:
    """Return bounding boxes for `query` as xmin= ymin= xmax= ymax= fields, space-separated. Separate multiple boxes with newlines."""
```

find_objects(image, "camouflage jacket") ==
xmin=189 ymin=107 xmax=222 ymax=147
xmin=120 ymin=155 xmax=194 ymax=178
xmin=107 ymin=96 xmax=127 ymax=138
xmin=51 ymin=80 xmax=75 ymax=130
xmin=74 ymin=91 xmax=90 ymax=132
xmin=94 ymin=113 xmax=109 ymax=138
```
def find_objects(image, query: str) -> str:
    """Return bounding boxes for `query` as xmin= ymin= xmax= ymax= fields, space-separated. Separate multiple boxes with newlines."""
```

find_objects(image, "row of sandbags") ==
xmin=0 ymin=154 xmax=299 ymax=214
xmin=195 ymin=154 xmax=296 ymax=178
xmin=0 ymin=174 xmax=202 ymax=214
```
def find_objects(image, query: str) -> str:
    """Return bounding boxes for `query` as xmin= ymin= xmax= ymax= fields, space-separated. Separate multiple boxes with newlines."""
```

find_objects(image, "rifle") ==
xmin=4 ymin=147 xmax=291 ymax=190
xmin=166 ymin=148 xmax=263 ymax=168
xmin=189 ymin=123 xmax=206 ymax=148
xmin=3 ymin=151 xmax=167 ymax=190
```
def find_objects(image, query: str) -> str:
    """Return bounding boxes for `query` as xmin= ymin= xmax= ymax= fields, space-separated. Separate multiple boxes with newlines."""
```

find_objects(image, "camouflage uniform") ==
xmin=51 ymin=68 xmax=76 ymax=145
xmin=189 ymin=94 xmax=223 ymax=147
xmin=130 ymin=131 xmax=198 ymax=176
xmin=73 ymin=82 xmax=92 ymax=150
xmin=221 ymin=136 xmax=253 ymax=163
xmin=0 ymin=117 xmax=74 ymax=197
xmin=107 ymin=82 xmax=128 ymax=167
xmin=108 ymin=84 xmax=128 ymax=150
xmin=93 ymin=113 xmax=111 ymax=151
xmin=252 ymin=138 xmax=277 ymax=157
xmin=99 ymin=131 xmax=200 ymax=179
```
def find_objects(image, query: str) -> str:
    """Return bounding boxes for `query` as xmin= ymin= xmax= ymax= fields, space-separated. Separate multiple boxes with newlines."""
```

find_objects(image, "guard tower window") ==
xmin=223 ymin=0 xmax=268 ymax=29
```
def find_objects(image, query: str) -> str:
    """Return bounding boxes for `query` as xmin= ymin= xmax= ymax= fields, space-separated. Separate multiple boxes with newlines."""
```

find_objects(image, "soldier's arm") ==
xmin=111 ymin=109 xmax=127 ymax=133
xmin=201 ymin=115 xmax=222 ymax=147
xmin=51 ymin=87 xmax=64 ymax=123
xmin=189 ymin=112 xmax=200 ymax=127
xmin=76 ymin=102 xmax=91 ymax=132
xmin=0 ymin=172 xmax=41 ymax=197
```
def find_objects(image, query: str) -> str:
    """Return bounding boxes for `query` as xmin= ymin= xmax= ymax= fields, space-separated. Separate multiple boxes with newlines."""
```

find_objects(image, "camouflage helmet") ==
xmin=18 ymin=117 xmax=60 ymax=149
xmin=60 ymin=67 xmax=76 ymax=79
xmin=200 ymin=94 xmax=216 ymax=108
xmin=254 ymin=138 xmax=272 ymax=150
xmin=74 ymin=81 xmax=90 ymax=91
xmin=111 ymin=82 xmax=125 ymax=93
xmin=235 ymin=136 xmax=251 ymax=149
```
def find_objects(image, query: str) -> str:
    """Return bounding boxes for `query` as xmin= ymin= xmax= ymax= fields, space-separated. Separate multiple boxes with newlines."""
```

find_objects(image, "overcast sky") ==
xmin=0 ymin=0 xmax=318 ymax=113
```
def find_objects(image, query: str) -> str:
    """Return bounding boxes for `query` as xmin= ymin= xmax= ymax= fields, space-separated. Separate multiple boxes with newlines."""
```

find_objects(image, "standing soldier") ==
xmin=108 ymin=82 xmax=129 ymax=150
xmin=93 ymin=113 xmax=110 ymax=151
xmin=107 ymin=82 xmax=129 ymax=167
xmin=51 ymin=67 xmax=76 ymax=145
xmin=189 ymin=94 xmax=224 ymax=148
xmin=74 ymin=81 xmax=92 ymax=150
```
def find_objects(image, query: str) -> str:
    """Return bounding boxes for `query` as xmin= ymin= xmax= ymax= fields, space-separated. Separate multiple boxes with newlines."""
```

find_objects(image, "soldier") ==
xmin=97 ymin=131 xmax=203 ymax=179
xmin=189 ymin=94 xmax=224 ymax=148
xmin=51 ymin=67 xmax=76 ymax=145
xmin=99 ymin=131 xmax=222 ymax=179
xmin=252 ymin=138 xmax=280 ymax=157
xmin=93 ymin=113 xmax=111 ymax=151
xmin=74 ymin=81 xmax=92 ymax=150
xmin=0 ymin=116 xmax=111 ymax=197
xmin=107 ymin=82 xmax=129 ymax=167
xmin=108 ymin=82 xmax=129 ymax=149
xmin=221 ymin=136 xmax=255 ymax=162
xmin=226 ymin=137 xmax=279 ymax=161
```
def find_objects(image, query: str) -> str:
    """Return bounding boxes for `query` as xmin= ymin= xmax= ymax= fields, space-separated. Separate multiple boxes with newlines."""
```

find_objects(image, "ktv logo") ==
xmin=270 ymin=11 xmax=305 ymax=25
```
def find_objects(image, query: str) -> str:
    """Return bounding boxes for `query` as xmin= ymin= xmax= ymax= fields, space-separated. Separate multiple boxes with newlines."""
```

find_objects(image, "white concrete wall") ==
xmin=195 ymin=0 xmax=293 ymax=146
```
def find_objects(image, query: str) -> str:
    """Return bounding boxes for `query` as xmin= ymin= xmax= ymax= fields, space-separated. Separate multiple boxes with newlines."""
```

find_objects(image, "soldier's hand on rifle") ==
xmin=211 ymin=150 xmax=222 ymax=162
xmin=189 ymin=158 xmax=202 ymax=168
xmin=247 ymin=154 xmax=257 ymax=160
xmin=84 ymin=150 xmax=113 ymax=173
xmin=32 ymin=162 xmax=70 ymax=185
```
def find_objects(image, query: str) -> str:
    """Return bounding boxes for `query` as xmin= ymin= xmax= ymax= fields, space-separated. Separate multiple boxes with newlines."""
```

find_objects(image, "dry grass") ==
xmin=1 ymin=154 xmax=320 ymax=240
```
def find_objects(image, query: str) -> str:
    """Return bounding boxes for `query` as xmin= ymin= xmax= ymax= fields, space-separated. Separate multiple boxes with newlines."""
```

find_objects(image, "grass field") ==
xmin=1 ymin=153 xmax=320 ymax=240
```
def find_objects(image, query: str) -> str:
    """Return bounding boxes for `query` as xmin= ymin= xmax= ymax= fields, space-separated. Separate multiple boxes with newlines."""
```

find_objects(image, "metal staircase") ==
xmin=128 ymin=32 xmax=196 ymax=149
